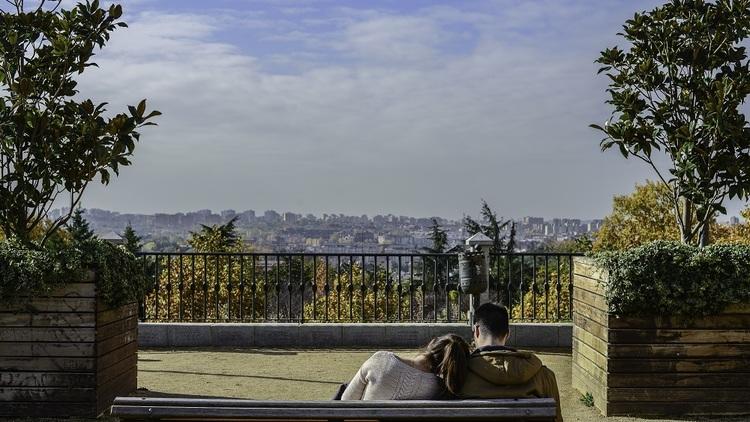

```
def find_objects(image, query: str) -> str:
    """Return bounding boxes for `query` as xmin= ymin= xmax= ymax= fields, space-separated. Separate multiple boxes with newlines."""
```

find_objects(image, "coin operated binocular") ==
xmin=462 ymin=233 xmax=493 ymax=325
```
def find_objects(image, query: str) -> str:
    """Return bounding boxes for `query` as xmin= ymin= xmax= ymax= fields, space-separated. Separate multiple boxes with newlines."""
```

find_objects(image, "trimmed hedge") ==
xmin=593 ymin=241 xmax=750 ymax=316
xmin=0 ymin=238 xmax=147 ymax=308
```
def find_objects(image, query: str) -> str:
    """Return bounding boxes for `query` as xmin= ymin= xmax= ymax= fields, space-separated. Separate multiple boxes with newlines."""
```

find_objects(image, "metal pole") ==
xmin=480 ymin=246 xmax=491 ymax=305
xmin=469 ymin=294 xmax=477 ymax=325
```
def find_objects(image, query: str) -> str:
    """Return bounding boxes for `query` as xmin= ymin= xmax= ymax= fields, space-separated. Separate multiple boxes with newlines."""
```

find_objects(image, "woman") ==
xmin=340 ymin=334 xmax=470 ymax=400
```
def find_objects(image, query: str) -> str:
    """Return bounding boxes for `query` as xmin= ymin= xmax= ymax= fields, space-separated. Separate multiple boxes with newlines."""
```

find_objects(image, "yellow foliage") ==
xmin=145 ymin=255 xmax=267 ymax=321
xmin=0 ymin=220 xmax=72 ymax=245
xmin=593 ymin=181 xmax=680 ymax=251
xmin=595 ymin=180 xmax=749 ymax=250
xmin=714 ymin=208 xmax=750 ymax=244
xmin=509 ymin=261 xmax=572 ymax=321
xmin=303 ymin=263 xmax=441 ymax=322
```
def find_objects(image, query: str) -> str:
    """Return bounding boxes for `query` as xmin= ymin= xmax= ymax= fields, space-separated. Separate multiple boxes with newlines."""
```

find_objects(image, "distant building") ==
xmin=97 ymin=231 xmax=123 ymax=245
xmin=264 ymin=210 xmax=281 ymax=223
xmin=730 ymin=216 xmax=741 ymax=226
xmin=587 ymin=219 xmax=604 ymax=232
xmin=239 ymin=209 xmax=256 ymax=224
xmin=305 ymin=238 xmax=322 ymax=247
xmin=283 ymin=212 xmax=299 ymax=223
xmin=523 ymin=217 xmax=544 ymax=225
xmin=353 ymin=231 xmax=375 ymax=243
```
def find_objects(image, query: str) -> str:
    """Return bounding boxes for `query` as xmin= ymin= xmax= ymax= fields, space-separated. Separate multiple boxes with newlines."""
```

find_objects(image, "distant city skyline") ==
xmin=65 ymin=205 xmax=604 ymax=224
xmin=72 ymin=0 xmax=748 ymax=220
xmin=69 ymin=206 xmax=603 ymax=253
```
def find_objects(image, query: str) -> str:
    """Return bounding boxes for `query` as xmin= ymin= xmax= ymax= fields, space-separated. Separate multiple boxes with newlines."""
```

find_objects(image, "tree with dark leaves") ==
xmin=463 ymin=199 xmax=514 ymax=253
xmin=593 ymin=0 xmax=750 ymax=246
xmin=121 ymin=223 xmax=142 ymax=254
xmin=67 ymin=208 xmax=94 ymax=244
xmin=0 ymin=0 xmax=160 ymax=246
xmin=188 ymin=217 xmax=242 ymax=253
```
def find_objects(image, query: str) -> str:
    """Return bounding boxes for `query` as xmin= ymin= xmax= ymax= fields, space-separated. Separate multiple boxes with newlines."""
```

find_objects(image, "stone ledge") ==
xmin=139 ymin=322 xmax=573 ymax=349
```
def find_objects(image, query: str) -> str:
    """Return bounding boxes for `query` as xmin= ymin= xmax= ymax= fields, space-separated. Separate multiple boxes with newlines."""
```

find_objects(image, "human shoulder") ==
xmin=369 ymin=350 xmax=397 ymax=360
xmin=362 ymin=351 xmax=397 ymax=369
xmin=473 ymin=346 xmax=540 ymax=360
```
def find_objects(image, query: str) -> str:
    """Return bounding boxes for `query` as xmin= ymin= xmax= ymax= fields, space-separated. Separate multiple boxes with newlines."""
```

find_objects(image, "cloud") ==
xmin=341 ymin=16 xmax=442 ymax=63
xmin=76 ymin=0 xmax=746 ymax=220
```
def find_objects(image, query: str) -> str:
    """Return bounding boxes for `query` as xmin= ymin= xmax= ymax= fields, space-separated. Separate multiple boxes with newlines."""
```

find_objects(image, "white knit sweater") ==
xmin=340 ymin=351 xmax=443 ymax=400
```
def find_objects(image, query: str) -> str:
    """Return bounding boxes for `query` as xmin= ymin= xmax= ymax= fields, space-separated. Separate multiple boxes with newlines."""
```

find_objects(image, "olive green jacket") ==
xmin=459 ymin=348 xmax=563 ymax=422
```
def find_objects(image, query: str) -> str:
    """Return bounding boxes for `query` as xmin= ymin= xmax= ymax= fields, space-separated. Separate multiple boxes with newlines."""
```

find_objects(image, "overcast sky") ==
xmin=75 ymin=0 xmax=745 ymax=220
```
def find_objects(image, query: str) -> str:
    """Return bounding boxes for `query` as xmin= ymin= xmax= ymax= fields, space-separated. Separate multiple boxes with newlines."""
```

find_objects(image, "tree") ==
xmin=304 ymin=261 xmax=422 ymax=322
xmin=146 ymin=217 xmax=253 ymax=321
xmin=121 ymin=223 xmax=141 ymax=254
xmin=507 ymin=222 xmax=517 ymax=253
xmin=188 ymin=217 xmax=242 ymax=253
xmin=463 ymin=200 xmax=516 ymax=306
xmin=67 ymin=208 xmax=95 ymax=244
xmin=0 ymin=1 xmax=160 ymax=247
xmin=420 ymin=218 xmax=449 ymax=290
xmin=714 ymin=206 xmax=750 ymax=243
xmin=536 ymin=234 xmax=594 ymax=254
xmin=425 ymin=218 xmax=448 ymax=253
xmin=592 ymin=0 xmax=750 ymax=247
xmin=463 ymin=199 xmax=514 ymax=253
xmin=594 ymin=181 xmax=680 ymax=251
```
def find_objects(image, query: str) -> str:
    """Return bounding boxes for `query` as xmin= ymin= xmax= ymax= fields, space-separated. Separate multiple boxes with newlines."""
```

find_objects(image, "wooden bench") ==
xmin=111 ymin=396 xmax=557 ymax=421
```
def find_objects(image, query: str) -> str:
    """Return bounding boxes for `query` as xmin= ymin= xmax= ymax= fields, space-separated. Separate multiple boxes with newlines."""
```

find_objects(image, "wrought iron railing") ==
xmin=136 ymin=252 xmax=582 ymax=323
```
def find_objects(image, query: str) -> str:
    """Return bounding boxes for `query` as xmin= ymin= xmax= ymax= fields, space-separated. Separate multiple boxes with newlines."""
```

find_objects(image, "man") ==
xmin=459 ymin=303 xmax=563 ymax=422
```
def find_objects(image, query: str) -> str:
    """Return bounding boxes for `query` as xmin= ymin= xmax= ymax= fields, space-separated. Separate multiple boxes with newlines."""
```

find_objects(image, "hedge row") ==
xmin=594 ymin=241 xmax=750 ymax=316
xmin=0 ymin=238 xmax=147 ymax=308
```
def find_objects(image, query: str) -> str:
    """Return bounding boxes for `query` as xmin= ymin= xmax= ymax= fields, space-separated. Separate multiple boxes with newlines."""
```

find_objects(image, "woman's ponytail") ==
xmin=424 ymin=334 xmax=470 ymax=395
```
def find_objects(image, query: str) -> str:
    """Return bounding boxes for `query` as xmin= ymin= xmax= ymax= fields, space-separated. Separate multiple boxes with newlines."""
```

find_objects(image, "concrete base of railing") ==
xmin=138 ymin=322 xmax=572 ymax=349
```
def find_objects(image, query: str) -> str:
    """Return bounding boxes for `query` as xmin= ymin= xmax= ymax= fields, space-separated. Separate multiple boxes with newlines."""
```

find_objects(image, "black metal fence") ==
xmin=136 ymin=252 xmax=582 ymax=323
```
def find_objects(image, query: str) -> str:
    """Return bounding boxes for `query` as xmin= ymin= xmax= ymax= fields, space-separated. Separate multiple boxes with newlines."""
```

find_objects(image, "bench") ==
xmin=111 ymin=397 xmax=558 ymax=421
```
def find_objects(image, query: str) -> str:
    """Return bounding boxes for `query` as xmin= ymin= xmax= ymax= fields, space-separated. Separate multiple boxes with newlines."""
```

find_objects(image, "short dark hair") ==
xmin=474 ymin=303 xmax=509 ymax=338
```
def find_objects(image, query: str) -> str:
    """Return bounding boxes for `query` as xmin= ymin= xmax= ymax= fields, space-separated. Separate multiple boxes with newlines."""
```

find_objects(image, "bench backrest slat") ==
xmin=111 ymin=397 xmax=558 ymax=421
xmin=113 ymin=397 xmax=555 ymax=408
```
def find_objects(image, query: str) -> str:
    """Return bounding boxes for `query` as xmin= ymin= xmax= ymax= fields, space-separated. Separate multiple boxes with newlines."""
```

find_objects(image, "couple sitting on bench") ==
xmin=337 ymin=303 xmax=562 ymax=422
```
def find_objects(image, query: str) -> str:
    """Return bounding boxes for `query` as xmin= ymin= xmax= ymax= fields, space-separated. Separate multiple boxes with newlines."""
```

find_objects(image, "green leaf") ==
xmin=17 ymin=79 xmax=32 ymax=96
xmin=136 ymin=99 xmax=146 ymax=117
xmin=145 ymin=110 xmax=162 ymax=119
xmin=110 ymin=4 xmax=123 ymax=19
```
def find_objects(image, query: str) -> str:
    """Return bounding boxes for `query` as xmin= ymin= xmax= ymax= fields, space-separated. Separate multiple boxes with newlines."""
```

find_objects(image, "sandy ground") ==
xmin=133 ymin=348 xmax=746 ymax=422
xmin=1 ymin=348 xmax=744 ymax=422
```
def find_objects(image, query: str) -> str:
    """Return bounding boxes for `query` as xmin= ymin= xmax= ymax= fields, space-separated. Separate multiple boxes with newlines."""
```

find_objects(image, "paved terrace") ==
xmin=134 ymin=348 xmax=745 ymax=422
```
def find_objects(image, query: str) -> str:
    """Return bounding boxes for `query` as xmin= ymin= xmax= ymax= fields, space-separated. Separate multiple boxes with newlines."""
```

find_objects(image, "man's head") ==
xmin=472 ymin=303 xmax=510 ymax=347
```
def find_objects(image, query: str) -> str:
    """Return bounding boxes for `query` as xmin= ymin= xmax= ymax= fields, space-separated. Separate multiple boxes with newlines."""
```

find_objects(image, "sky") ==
xmin=69 ymin=0 xmax=746 ymax=220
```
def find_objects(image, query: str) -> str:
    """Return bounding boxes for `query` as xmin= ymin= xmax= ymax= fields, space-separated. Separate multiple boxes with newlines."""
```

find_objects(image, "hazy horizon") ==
xmin=71 ymin=205 xmax=605 ymax=223
xmin=71 ymin=0 xmax=747 ymax=220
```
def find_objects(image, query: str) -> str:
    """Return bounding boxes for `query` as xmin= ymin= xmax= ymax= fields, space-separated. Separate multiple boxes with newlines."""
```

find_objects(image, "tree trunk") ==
xmin=698 ymin=223 xmax=710 ymax=247
xmin=697 ymin=209 xmax=713 ymax=247
xmin=680 ymin=198 xmax=694 ymax=244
